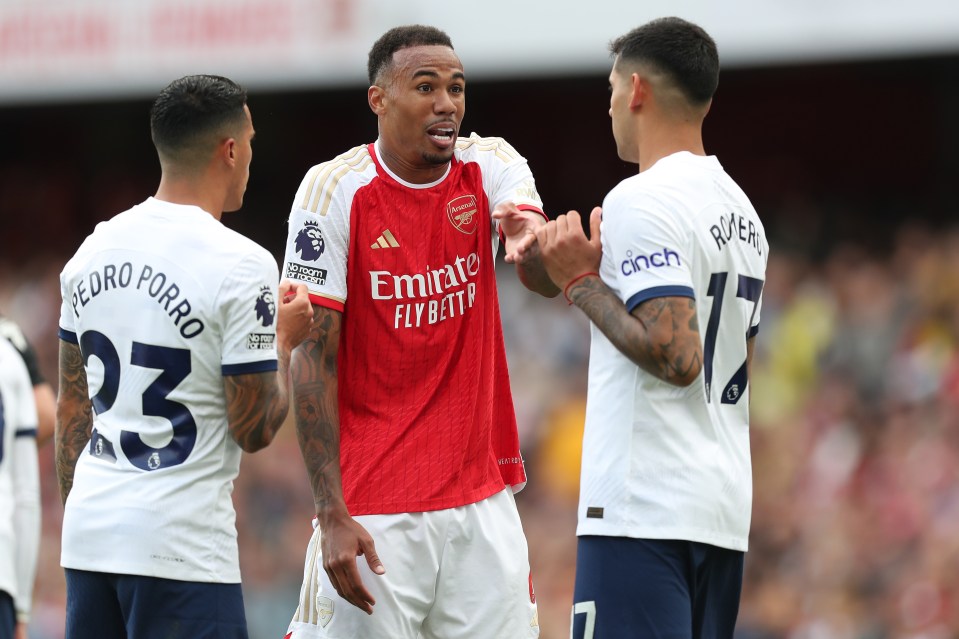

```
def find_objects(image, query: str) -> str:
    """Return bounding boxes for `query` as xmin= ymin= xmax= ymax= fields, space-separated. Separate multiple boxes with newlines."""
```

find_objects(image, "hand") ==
xmin=493 ymin=201 xmax=546 ymax=265
xmin=276 ymin=281 xmax=313 ymax=353
xmin=320 ymin=511 xmax=386 ymax=615
xmin=535 ymin=207 xmax=603 ymax=289
xmin=15 ymin=621 xmax=27 ymax=639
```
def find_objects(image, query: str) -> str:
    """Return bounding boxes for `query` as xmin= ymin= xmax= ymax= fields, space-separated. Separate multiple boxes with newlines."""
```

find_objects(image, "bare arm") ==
xmin=55 ymin=340 xmax=93 ymax=505
xmin=293 ymin=304 xmax=346 ymax=517
xmin=567 ymin=280 xmax=702 ymax=386
xmin=535 ymin=207 xmax=702 ymax=386
xmin=494 ymin=202 xmax=561 ymax=298
xmin=294 ymin=303 xmax=384 ymax=614
xmin=513 ymin=239 xmax=561 ymax=298
xmin=223 ymin=281 xmax=313 ymax=453
xmin=33 ymin=382 xmax=56 ymax=447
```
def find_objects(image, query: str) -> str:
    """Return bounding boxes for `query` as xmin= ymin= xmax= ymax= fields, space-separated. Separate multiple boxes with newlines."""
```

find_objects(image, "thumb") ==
xmin=361 ymin=539 xmax=386 ymax=575
xmin=278 ymin=279 xmax=293 ymax=299
xmin=589 ymin=207 xmax=603 ymax=249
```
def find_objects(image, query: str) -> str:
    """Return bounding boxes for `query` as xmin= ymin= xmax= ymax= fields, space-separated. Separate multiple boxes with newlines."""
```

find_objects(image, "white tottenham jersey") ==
xmin=58 ymin=198 xmax=280 ymax=583
xmin=0 ymin=337 xmax=40 ymax=620
xmin=578 ymin=152 xmax=768 ymax=552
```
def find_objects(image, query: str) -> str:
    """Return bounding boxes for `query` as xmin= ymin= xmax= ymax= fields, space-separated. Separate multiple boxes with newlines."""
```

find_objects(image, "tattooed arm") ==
xmin=294 ymin=304 xmax=384 ymax=614
xmin=568 ymin=284 xmax=702 ymax=386
xmin=535 ymin=207 xmax=702 ymax=386
xmin=55 ymin=340 xmax=93 ymax=505
xmin=224 ymin=282 xmax=313 ymax=452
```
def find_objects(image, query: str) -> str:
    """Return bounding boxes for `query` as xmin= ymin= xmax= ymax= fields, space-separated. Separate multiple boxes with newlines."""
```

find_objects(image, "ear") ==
xmin=629 ymin=73 xmax=647 ymax=111
xmin=369 ymin=85 xmax=387 ymax=115
xmin=220 ymin=138 xmax=237 ymax=168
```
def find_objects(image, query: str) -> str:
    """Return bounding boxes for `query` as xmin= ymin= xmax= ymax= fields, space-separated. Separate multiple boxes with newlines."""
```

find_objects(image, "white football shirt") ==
xmin=0 ymin=337 xmax=40 ymax=621
xmin=58 ymin=197 xmax=280 ymax=582
xmin=578 ymin=152 xmax=768 ymax=551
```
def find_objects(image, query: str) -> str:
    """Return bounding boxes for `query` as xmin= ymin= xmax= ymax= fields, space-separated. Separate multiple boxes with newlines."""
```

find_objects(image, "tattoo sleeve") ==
xmin=515 ymin=241 xmax=561 ymax=298
xmin=291 ymin=305 xmax=347 ymax=518
xmin=568 ymin=277 xmax=704 ymax=386
xmin=56 ymin=340 xmax=93 ymax=505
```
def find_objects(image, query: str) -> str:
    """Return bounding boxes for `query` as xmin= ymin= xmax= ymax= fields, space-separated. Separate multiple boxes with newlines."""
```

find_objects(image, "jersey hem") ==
xmin=59 ymin=559 xmax=242 ymax=584
xmin=346 ymin=480 xmax=505 ymax=516
xmin=574 ymin=525 xmax=748 ymax=552
xmin=58 ymin=327 xmax=78 ymax=343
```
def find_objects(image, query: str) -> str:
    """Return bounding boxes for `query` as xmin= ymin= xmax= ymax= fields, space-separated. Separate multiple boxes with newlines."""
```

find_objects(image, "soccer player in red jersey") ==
xmin=281 ymin=24 xmax=557 ymax=639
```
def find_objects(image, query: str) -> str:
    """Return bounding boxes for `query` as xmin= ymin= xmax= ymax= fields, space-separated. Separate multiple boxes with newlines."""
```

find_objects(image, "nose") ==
xmin=434 ymin=90 xmax=456 ymax=114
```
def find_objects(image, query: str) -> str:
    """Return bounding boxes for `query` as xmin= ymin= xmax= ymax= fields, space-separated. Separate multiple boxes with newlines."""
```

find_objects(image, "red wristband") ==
xmin=563 ymin=271 xmax=599 ymax=305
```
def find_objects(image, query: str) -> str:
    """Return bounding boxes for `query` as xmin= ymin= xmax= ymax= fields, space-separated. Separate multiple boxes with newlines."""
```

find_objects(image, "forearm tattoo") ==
xmin=56 ymin=342 xmax=93 ymax=504
xmin=223 ymin=369 xmax=289 ymax=452
xmin=569 ymin=277 xmax=703 ymax=384
xmin=292 ymin=307 xmax=345 ymax=512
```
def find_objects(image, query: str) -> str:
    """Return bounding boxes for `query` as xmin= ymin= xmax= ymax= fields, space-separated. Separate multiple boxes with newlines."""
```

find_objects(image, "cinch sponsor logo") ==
xmin=447 ymin=194 xmax=478 ymax=234
xmin=370 ymin=253 xmax=481 ymax=329
xmin=286 ymin=263 xmax=328 ymax=286
xmin=620 ymin=248 xmax=681 ymax=276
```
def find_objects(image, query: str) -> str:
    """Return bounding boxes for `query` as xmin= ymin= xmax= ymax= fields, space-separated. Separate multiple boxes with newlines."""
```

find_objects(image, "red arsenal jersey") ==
xmin=282 ymin=134 xmax=543 ymax=515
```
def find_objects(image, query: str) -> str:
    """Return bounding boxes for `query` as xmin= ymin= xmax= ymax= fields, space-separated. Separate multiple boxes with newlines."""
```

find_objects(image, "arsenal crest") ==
xmin=447 ymin=194 xmax=478 ymax=234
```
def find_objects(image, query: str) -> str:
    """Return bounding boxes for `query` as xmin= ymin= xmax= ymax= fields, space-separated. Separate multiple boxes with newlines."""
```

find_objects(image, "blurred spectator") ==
xmin=5 ymin=218 xmax=959 ymax=637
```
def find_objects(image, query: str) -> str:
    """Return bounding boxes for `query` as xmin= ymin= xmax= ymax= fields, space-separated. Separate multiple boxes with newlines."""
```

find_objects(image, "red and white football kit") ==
xmin=282 ymin=134 xmax=543 ymax=638
xmin=282 ymin=134 xmax=542 ymax=515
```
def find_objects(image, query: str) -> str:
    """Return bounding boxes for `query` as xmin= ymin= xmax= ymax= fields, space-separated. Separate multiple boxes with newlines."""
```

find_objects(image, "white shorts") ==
xmin=286 ymin=487 xmax=539 ymax=639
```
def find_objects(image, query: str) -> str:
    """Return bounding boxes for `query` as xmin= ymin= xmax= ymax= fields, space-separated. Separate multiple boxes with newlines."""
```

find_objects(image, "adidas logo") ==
xmin=371 ymin=229 xmax=400 ymax=249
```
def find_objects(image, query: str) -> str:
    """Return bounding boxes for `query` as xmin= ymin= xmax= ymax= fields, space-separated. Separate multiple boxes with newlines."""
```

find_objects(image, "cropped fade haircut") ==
xmin=367 ymin=25 xmax=454 ymax=85
xmin=150 ymin=75 xmax=248 ymax=161
xmin=610 ymin=17 xmax=719 ymax=106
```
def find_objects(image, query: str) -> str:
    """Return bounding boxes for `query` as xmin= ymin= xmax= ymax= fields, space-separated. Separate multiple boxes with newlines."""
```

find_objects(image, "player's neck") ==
xmin=377 ymin=142 xmax=449 ymax=185
xmin=154 ymin=175 xmax=225 ymax=220
xmin=637 ymin=121 xmax=706 ymax=173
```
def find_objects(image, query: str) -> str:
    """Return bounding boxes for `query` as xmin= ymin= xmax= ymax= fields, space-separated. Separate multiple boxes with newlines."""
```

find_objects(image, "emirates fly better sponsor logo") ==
xmin=370 ymin=252 xmax=480 ymax=328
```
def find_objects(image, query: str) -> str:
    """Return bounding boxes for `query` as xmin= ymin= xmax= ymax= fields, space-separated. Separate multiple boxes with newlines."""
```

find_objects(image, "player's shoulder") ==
xmin=454 ymin=132 xmax=524 ymax=164
xmin=0 ymin=336 xmax=30 ymax=386
xmin=295 ymin=144 xmax=377 ymax=216
xmin=0 ymin=316 xmax=28 ymax=353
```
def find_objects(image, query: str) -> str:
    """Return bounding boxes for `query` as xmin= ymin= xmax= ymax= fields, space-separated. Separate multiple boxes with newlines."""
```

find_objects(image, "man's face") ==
xmin=608 ymin=59 xmax=637 ymax=164
xmin=377 ymin=45 xmax=465 ymax=173
xmin=225 ymin=104 xmax=255 ymax=212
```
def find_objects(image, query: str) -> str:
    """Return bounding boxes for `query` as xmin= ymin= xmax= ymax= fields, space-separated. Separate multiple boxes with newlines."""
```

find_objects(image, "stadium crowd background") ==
xmin=2 ymin=22 xmax=959 ymax=639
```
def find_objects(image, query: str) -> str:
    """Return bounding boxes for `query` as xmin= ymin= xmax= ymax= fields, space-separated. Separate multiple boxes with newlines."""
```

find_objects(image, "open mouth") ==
xmin=427 ymin=124 xmax=456 ymax=146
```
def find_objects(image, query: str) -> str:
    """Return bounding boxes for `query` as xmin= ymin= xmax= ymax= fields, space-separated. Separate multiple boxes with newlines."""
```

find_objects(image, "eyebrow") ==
xmin=412 ymin=69 xmax=466 ymax=81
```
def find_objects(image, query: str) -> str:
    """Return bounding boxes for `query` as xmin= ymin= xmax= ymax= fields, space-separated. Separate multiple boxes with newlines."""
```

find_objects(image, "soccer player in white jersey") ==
xmin=281 ymin=25 xmax=557 ymax=639
xmin=0 ymin=316 xmax=56 ymax=448
xmin=56 ymin=75 xmax=313 ymax=639
xmin=0 ymin=337 xmax=40 ymax=639
xmin=511 ymin=17 xmax=768 ymax=639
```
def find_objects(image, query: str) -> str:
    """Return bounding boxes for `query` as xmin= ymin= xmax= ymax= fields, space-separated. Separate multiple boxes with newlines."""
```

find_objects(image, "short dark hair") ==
xmin=367 ymin=25 xmax=454 ymax=85
xmin=610 ymin=17 xmax=719 ymax=106
xmin=150 ymin=75 xmax=248 ymax=160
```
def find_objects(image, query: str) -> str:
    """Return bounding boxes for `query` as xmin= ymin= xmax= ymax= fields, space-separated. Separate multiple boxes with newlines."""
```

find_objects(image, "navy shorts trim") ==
xmin=65 ymin=569 xmax=248 ymax=639
xmin=572 ymin=536 xmax=744 ymax=639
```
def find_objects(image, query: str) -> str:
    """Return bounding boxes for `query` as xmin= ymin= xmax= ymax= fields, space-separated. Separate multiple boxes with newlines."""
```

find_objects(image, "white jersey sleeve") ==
xmin=0 ymin=339 xmax=40 ymax=623
xmin=456 ymin=134 xmax=543 ymax=213
xmin=216 ymin=252 xmax=281 ymax=374
xmin=601 ymin=186 xmax=695 ymax=312
xmin=282 ymin=145 xmax=374 ymax=310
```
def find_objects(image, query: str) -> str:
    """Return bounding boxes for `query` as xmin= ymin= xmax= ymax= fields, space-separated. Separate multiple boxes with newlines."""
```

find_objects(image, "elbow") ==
xmin=667 ymin=364 xmax=702 ymax=388
xmin=236 ymin=431 xmax=275 ymax=454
